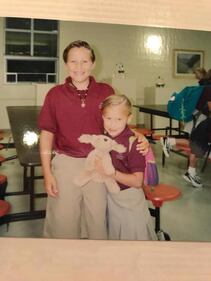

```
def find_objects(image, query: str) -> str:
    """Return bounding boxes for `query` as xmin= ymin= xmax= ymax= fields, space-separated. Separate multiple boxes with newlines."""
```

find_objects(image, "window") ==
xmin=5 ymin=17 xmax=58 ymax=83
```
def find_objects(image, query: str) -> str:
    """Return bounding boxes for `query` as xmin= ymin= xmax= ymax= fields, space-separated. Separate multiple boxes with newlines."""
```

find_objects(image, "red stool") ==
xmin=0 ymin=200 xmax=10 ymax=217
xmin=0 ymin=174 xmax=8 ymax=200
xmin=162 ymin=143 xmax=191 ymax=167
xmin=175 ymin=144 xmax=191 ymax=155
xmin=143 ymin=183 xmax=181 ymax=240
xmin=0 ymin=199 xmax=11 ymax=229
xmin=133 ymin=127 xmax=154 ymax=137
xmin=129 ymin=125 xmax=165 ymax=143
xmin=0 ymin=155 xmax=5 ymax=166
xmin=129 ymin=125 xmax=155 ymax=143
xmin=151 ymin=134 xmax=165 ymax=141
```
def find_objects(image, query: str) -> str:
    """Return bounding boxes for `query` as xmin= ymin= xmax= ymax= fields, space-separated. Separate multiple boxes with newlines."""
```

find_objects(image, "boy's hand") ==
xmin=44 ymin=173 xmax=58 ymax=197
xmin=135 ymin=133 xmax=149 ymax=155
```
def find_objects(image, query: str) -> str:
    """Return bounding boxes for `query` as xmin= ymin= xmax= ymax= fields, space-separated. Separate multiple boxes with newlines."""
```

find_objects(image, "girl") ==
xmin=99 ymin=95 xmax=157 ymax=240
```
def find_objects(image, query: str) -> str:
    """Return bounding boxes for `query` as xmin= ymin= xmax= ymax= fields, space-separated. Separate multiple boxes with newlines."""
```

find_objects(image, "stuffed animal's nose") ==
xmin=104 ymin=138 xmax=108 ymax=142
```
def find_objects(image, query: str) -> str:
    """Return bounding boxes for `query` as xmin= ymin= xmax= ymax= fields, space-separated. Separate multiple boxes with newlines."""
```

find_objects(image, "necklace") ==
xmin=70 ymin=79 xmax=90 ymax=108
xmin=77 ymin=89 xmax=88 ymax=108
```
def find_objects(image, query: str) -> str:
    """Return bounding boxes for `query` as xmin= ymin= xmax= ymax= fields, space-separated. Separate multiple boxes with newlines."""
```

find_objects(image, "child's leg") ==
xmin=83 ymin=181 xmax=107 ymax=240
xmin=189 ymin=153 xmax=198 ymax=169
xmin=44 ymin=155 xmax=83 ymax=239
xmin=107 ymin=194 xmax=121 ymax=240
xmin=183 ymin=153 xmax=202 ymax=188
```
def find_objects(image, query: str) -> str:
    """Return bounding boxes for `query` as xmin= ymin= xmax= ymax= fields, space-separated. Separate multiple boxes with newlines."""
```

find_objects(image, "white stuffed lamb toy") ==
xmin=74 ymin=134 xmax=126 ymax=193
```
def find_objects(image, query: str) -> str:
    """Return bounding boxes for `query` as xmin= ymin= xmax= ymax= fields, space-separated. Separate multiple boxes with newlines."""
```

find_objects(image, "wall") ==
xmin=1 ymin=18 xmax=211 ymax=128
xmin=60 ymin=21 xmax=211 ymax=92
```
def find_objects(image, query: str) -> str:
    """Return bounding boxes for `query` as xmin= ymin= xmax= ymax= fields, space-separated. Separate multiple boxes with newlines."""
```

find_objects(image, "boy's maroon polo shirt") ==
xmin=38 ymin=76 xmax=114 ymax=157
xmin=108 ymin=126 xmax=146 ymax=190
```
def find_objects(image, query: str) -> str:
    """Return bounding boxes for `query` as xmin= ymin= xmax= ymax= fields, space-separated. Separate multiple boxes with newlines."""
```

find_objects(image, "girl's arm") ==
xmin=94 ymin=157 xmax=144 ymax=188
xmin=111 ymin=170 xmax=144 ymax=189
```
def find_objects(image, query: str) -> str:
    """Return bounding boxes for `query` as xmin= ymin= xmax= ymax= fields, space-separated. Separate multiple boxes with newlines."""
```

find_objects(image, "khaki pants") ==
xmin=43 ymin=154 xmax=107 ymax=239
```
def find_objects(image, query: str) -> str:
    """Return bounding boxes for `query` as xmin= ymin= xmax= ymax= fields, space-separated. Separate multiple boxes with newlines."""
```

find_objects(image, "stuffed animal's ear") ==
xmin=78 ymin=134 xmax=94 ymax=144
xmin=111 ymin=140 xmax=126 ymax=153
xmin=78 ymin=134 xmax=99 ymax=146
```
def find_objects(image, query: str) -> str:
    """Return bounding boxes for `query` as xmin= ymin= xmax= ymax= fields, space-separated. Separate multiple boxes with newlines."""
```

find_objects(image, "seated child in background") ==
xmin=96 ymin=94 xmax=157 ymax=241
xmin=160 ymin=86 xmax=211 ymax=188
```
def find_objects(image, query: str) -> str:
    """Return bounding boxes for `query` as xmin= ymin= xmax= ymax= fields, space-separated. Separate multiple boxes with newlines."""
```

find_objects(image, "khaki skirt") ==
xmin=107 ymin=187 xmax=157 ymax=241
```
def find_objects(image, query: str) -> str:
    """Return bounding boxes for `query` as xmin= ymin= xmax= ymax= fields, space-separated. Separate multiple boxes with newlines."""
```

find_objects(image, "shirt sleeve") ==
xmin=38 ymin=89 xmax=57 ymax=134
xmin=101 ymin=83 xmax=115 ymax=99
xmin=127 ymin=139 xmax=146 ymax=173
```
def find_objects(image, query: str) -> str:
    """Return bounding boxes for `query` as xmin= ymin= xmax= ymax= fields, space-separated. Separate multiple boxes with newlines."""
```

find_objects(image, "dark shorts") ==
xmin=189 ymin=141 xmax=209 ymax=157
xmin=190 ymin=118 xmax=211 ymax=157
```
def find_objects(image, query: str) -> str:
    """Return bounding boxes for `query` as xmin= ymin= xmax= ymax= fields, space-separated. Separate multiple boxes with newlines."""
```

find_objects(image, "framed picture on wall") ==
xmin=173 ymin=49 xmax=204 ymax=78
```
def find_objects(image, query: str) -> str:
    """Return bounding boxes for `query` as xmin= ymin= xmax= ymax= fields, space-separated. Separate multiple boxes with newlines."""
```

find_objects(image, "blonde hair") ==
xmin=101 ymin=94 xmax=132 ymax=115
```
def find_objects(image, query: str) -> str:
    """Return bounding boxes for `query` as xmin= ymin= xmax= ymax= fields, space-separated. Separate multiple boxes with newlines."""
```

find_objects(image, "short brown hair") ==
xmin=205 ymin=69 xmax=211 ymax=80
xmin=63 ymin=40 xmax=96 ymax=63
xmin=101 ymin=94 xmax=132 ymax=115
xmin=194 ymin=67 xmax=206 ymax=76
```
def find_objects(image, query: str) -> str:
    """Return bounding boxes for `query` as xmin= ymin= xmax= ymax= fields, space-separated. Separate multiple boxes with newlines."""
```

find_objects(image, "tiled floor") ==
xmin=0 ymin=133 xmax=211 ymax=241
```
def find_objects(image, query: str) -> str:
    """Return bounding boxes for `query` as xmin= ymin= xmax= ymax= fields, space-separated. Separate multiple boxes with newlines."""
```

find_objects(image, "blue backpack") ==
xmin=167 ymin=86 xmax=204 ymax=122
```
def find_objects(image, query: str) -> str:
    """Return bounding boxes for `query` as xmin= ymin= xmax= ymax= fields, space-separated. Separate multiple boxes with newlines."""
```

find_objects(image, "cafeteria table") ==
xmin=4 ymin=106 xmax=46 ymax=223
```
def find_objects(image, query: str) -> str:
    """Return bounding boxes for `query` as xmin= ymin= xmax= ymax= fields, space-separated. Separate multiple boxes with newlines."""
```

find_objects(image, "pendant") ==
xmin=81 ymin=101 xmax=86 ymax=107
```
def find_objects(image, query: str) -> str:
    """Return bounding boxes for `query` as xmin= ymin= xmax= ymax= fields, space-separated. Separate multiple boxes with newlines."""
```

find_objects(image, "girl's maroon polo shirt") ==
xmin=38 ymin=76 xmax=114 ymax=157
xmin=108 ymin=126 xmax=146 ymax=190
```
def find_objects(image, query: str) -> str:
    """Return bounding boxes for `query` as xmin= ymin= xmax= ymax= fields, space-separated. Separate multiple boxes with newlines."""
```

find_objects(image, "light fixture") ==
xmin=23 ymin=130 xmax=39 ymax=147
xmin=145 ymin=35 xmax=162 ymax=54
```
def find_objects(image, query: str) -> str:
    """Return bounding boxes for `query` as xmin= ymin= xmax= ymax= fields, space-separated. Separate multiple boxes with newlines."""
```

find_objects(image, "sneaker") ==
xmin=183 ymin=171 xmax=203 ymax=188
xmin=160 ymin=137 xmax=171 ymax=157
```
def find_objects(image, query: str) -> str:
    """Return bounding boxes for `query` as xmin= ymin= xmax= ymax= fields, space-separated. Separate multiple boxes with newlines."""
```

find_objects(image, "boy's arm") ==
xmin=39 ymin=130 xmax=58 ymax=197
xmin=133 ymin=131 xmax=149 ymax=155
